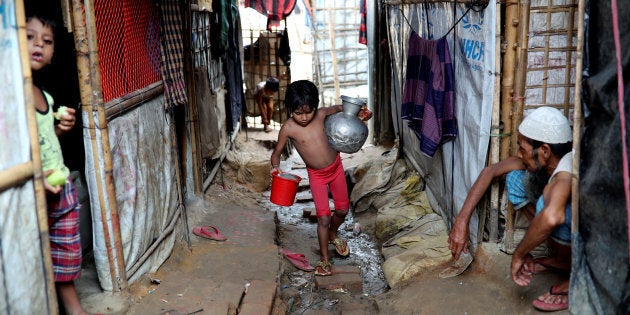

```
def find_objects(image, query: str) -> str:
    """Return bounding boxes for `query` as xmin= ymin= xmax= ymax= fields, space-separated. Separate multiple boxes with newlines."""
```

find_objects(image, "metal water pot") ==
xmin=324 ymin=96 xmax=369 ymax=153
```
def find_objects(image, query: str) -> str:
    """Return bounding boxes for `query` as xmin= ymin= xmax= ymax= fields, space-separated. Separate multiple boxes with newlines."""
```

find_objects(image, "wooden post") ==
xmin=488 ymin=0 xmax=503 ymax=242
xmin=16 ymin=0 xmax=58 ymax=311
xmin=511 ymin=0 xmax=531 ymax=156
xmin=500 ymin=1 xmax=519 ymax=161
xmin=327 ymin=7 xmax=340 ymax=103
xmin=571 ymin=0 xmax=585 ymax=237
xmin=184 ymin=3 xmax=202 ymax=193
xmin=71 ymin=0 xmax=127 ymax=291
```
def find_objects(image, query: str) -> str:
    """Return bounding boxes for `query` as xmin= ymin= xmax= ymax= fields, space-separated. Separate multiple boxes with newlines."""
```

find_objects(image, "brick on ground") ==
xmin=315 ymin=265 xmax=362 ymax=293
xmin=240 ymin=280 xmax=277 ymax=309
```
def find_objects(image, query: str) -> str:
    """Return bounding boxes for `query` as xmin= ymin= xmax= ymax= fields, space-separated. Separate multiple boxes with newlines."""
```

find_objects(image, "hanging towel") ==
xmin=401 ymin=31 xmax=456 ymax=157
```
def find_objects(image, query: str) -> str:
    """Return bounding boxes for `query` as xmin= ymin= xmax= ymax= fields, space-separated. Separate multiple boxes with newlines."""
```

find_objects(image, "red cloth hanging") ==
xmin=245 ymin=0 xmax=297 ymax=29
xmin=359 ymin=0 xmax=367 ymax=45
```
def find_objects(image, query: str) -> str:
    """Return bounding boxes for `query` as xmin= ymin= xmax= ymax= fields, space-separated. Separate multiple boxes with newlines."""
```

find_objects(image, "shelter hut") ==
xmin=0 ymin=0 xmax=245 ymax=310
xmin=374 ymin=0 xmax=580 ymax=267
xmin=376 ymin=0 xmax=628 ymax=312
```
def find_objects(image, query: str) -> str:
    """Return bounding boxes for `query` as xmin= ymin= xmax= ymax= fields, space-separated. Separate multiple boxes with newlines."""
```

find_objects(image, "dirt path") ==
xmin=238 ymin=129 xmax=570 ymax=314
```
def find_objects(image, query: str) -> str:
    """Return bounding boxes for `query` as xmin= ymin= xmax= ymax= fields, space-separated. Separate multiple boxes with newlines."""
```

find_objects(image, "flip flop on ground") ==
xmin=281 ymin=248 xmax=314 ymax=272
xmin=330 ymin=237 xmax=349 ymax=256
xmin=532 ymin=285 xmax=568 ymax=312
xmin=315 ymin=260 xmax=332 ymax=276
xmin=193 ymin=225 xmax=227 ymax=241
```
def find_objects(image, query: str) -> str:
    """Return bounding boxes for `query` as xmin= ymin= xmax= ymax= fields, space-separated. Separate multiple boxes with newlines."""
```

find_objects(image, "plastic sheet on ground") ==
xmin=381 ymin=213 xmax=451 ymax=287
xmin=350 ymin=147 xmax=413 ymax=213
xmin=375 ymin=185 xmax=432 ymax=242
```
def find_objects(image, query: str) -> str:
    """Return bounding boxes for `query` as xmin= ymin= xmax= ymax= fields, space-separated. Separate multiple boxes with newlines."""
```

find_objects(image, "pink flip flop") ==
xmin=193 ymin=226 xmax=227 ymax=241
xmin=532 ymin=285 xmax=569 ymax=311
xmin=281 ymin=248 xmax=315 ymax=272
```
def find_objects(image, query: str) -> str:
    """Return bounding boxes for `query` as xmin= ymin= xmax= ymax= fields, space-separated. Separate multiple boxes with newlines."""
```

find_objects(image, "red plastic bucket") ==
xmin=270 ymin=172 xmax=302 ymax=206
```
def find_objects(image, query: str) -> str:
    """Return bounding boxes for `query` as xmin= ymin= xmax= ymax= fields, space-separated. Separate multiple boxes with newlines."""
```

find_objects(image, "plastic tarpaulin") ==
xmin=0 ymin=1 xmax=54 ymax=312
xmin=386 ymin=2 xmax=496 ymax=249
xmin=571 ymin=1 xmax=630 ymax=313
xmin=88 ymin=97 xmax=179 ymax=290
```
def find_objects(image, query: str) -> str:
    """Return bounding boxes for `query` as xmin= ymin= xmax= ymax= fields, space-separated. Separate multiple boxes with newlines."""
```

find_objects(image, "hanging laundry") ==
xmin=245 ymin=0 xmax=297 ymax=30
xmin=401 ymin=31 xmax=457 ymax=157
xmin=358 ymin=0 xmax=367 ymax=45
xmin=278 ymin=27 xmax=291 ymax=66
xmin=158 ymin=0 xmax=188 ymax=107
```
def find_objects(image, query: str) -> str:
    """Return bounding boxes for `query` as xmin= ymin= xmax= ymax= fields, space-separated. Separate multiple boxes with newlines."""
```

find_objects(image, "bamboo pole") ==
xmin=83 ymin=0 xmax=128 ymax=291
xmin=563 ymin=4 xmax=576 ymax=115
xmin=70 ymin=0 xmax=126 ymax=292
xmin=203 ymin=121 xmax=240 ymax=192
xmin=0 ymin=162 xmax=34 ymax=192
xmin=59 ymin=0 xmax=73 ymax=31
xmin=510 ymin=0 xmax=531 ymax=155
xmin=105 ymin=82 xmax=164 ymax=120
xmin=571 ymin=0 xmax=585 ymax=238
xmin=540 ymin=3 xmax=550 ymax=106
xmin=16 ymin=0 xmax=58 ymax=311
xmin=126 ymin=208 xmax=180 ymax=278
xmin=500 ymin=1 xmax=519 ymax=161
xmin=500 ymin=0 xmax=522 ymax=251
xmin=311 ymin=1 xmax=325 ymax=104
xmin=181 ymin=2 xmax=203 ymax=193
xmin=487 ymin=0 xmax=503 ymax=243
xmin=327 ymin=7 xmax=341 ymax=103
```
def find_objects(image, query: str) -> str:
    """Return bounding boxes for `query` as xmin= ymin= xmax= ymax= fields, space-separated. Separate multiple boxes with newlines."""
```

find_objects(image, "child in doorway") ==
xmin=255 ymin=77 xmax=280 ymax=132
xmin=270 ymin=80 xmax=372 ymax=276
xmin=27 ymin=13 xmax=90 ymax=315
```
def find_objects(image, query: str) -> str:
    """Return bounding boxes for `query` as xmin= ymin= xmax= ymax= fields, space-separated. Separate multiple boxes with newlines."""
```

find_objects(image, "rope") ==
xmin=610 ymin=0 xmax=630 ymax=265
xmin=393 ymin=0 xmax=488 ymax=38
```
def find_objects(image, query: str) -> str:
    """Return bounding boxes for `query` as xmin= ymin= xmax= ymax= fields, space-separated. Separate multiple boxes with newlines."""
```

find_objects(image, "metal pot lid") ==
xmin=340 ymin=95 xmax=366 ymax=106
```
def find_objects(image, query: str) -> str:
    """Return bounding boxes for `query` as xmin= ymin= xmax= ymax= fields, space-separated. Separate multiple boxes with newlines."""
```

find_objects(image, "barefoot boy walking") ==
xmin=270 ymin=80 xmax=372 ymax=276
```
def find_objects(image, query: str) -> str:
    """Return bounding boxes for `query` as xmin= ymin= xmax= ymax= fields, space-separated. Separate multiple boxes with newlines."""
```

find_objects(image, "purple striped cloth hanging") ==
xmin=401 ymin=31 xmax=457 ymax=157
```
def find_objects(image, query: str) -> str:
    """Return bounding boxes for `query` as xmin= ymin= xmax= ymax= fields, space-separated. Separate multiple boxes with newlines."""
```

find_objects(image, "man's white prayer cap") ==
xmin=518 ymin=107 xmax=572 ymax=144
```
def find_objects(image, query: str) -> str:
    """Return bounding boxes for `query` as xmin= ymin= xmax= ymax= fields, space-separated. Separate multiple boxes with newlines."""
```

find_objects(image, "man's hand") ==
xmin=358 ymin=105 xmax=372 ymax=121
xmin=511 ymin=253 xmax=535 ymax=286
xmin=447 ymin=217 xmax=470 ymax=260
xmin=55 ymin=107 xmax=77 ymax=135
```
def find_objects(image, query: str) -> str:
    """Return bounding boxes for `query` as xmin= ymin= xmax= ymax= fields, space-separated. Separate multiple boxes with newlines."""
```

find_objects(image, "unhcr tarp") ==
xmin=385 ymin=2 xmax=496 ymax=249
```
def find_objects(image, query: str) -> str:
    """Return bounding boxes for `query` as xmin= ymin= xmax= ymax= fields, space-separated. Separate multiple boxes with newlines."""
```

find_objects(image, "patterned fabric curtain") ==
xmin=158 ymin=0 xmax=188 ymax=107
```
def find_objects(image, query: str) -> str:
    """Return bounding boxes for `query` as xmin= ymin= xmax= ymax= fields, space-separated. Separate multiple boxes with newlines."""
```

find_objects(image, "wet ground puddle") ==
xmin=261 ymin=179 xmax=389 ymax=297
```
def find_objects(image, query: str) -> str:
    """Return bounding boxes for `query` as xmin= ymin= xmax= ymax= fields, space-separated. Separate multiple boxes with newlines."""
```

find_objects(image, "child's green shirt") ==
xmin=36 ymin=90 xmax=69 ymax=179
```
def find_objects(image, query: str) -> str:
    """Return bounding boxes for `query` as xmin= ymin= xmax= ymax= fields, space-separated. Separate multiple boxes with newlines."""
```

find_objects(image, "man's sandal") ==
xmin=330 ymin=237 xmax=350 ymax=257
xmin=315 ymin=260 xmax=332 ymax=276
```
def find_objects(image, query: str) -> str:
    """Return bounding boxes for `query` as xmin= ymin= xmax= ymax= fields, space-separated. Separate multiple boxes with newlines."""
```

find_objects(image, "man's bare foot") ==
xmin=533 ymin=257 xmax=570 ymax=274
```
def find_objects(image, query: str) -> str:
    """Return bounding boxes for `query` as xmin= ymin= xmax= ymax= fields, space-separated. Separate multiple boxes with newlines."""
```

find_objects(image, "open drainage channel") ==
xmin=260 ymin=166 xmax=388 ymax=313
